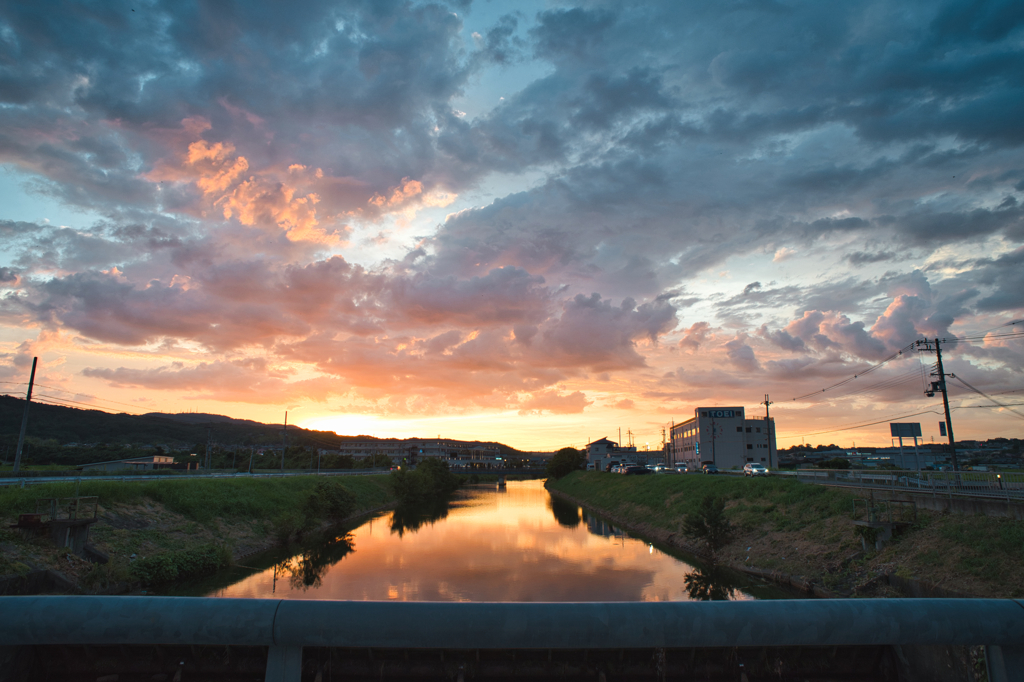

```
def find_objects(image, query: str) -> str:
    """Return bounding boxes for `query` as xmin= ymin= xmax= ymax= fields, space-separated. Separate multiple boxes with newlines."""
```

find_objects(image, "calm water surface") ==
xmin=178 ymin=480 xmax=795 ymax=601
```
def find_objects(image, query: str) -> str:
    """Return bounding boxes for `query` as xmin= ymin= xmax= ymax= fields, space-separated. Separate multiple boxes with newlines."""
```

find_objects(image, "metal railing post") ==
xmin=986 ymin=645 xmax=1024 ymax=682
xmin=265 ymin=645 xmax=302 ymax=682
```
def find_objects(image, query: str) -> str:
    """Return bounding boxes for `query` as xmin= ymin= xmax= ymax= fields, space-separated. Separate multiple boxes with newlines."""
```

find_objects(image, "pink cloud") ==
xmin=519 ymin=390 xmax=592 ymax=415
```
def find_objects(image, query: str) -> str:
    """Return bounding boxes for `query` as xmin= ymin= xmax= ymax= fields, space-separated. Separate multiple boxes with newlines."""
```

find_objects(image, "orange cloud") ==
xmin=370 ymin=177 xmax=423 ymax=207
xmin=221 ymin=176 xmax=338 ymax=244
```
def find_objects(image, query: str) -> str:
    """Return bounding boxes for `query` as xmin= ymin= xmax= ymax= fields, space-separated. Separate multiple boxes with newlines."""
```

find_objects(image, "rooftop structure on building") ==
xmin=669 ymin=406 xmax=776 ymax=471
xmin=585 ymin=437 xmax=643 ymax=471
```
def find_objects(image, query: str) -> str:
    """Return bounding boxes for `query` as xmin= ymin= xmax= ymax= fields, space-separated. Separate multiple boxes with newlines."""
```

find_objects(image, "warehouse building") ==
xmin=669 ymin=406 xmax=776 ymax=471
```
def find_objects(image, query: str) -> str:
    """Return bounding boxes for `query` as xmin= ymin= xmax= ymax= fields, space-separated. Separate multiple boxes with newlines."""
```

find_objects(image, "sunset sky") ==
xmin=1 ymin=0 xmax=1023 ymax=451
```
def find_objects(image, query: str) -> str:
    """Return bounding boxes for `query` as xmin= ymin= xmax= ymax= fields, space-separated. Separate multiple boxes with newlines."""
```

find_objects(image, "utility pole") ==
xmin=916 ymin=338 xmax=959 ymax=472
xmin=669 ymin=420 xmax=675 ymax=467
xmin=281 ymin=411 xmax=288 ymax=471
xmin=762 ymin=394 xmax=774 ymax=469
xmin=12 ymin=357 xmax=38 ymax=474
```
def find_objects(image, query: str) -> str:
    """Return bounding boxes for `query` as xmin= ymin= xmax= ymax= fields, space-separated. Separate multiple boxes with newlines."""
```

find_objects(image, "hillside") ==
xmin=0 ymin=395 xmax=527 ymax=465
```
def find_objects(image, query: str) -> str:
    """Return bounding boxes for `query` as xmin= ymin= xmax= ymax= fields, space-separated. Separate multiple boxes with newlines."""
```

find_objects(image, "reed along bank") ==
xmin=547 ymin=471 xmax=1024 ymax=598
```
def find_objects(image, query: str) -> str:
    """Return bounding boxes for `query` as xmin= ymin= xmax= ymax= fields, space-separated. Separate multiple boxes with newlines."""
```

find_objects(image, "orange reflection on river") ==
xmin=202 ymin=480 xmax=763 ymax=602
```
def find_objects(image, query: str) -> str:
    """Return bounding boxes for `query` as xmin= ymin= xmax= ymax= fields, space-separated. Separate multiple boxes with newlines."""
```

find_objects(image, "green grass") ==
xmin=548 ymin=471 xmax=855 ymax=533
xmin=0 ymin=475 xmax=394 ymax=525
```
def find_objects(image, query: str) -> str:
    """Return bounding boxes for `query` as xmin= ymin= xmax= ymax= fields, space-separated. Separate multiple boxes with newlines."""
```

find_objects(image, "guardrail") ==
xmin=0 ymin=469 xmax=389 ymax=487
xmin=0 ymin=467 xmax=547 ymax=488
xmin=0 ymin=597 xmax=1021 ymax=681
xmin=789 ymin=468 xmax=1024 ymax=502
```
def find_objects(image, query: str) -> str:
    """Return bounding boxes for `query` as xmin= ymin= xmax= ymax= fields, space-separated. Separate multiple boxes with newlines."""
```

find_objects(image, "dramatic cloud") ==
xmin=1 ymin=0 xmax=1023 ymax=448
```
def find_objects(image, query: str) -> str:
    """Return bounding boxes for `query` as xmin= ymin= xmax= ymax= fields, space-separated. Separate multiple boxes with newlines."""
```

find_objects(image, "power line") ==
xmin=32 ymin=394 xmax=148 ymax=416
xmin=949 ymin=376 xmax=1024 ymax=421
xmin=789 ymin=343 xmax=916 ymax=402
xmin=803 ymin=370 xmax=924 ymax=404
xmin=777 ymin=406 xmax=946 ymax=440
xmin=31 ymin=383 xmax=146 ymax=412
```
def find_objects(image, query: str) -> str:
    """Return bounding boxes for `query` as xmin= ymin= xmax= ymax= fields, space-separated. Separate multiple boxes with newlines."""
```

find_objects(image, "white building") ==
xmin=670 ymin=407 xmax=776 ymax=471
xmin=586 ymin=437 xmax=642 ymax=471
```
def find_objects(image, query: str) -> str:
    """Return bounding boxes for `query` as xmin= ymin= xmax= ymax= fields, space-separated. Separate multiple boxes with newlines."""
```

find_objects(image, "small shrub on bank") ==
xmin=131 ymin=544 xmax=231 ymax=585
xmin=302 ymin=479 xmax=356 ymax=529
xmin=682 ymin=496 xmax=735 ymax=560
xmin=81 ymin=558 xmax=132 ymax=592
xmin=390 ymin=458 xmax=462 ymax=503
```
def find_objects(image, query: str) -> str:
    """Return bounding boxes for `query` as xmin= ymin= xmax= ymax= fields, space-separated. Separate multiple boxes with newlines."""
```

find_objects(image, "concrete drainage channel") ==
xmin=1 ymin=597 xmax=1023 ymax=681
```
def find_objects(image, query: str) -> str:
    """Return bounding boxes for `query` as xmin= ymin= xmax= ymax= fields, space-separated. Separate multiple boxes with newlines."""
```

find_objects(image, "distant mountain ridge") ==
xmin=142 ymin=412 xmax=271 ymax=427
xmin=0 ymin=395 xmax=526 ymax=456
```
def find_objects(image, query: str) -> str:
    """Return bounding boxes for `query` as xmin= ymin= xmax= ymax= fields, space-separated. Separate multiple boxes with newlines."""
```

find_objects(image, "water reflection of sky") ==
xmin=206 ymin=480 xmax=757 ymax=602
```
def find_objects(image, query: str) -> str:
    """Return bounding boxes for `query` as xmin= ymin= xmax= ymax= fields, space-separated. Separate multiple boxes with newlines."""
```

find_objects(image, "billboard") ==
xmin=890 ymin=423 xmax=922 ymax=438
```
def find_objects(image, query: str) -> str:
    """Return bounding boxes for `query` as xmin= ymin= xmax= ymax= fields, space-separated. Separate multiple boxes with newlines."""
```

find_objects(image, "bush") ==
xmin=131 ymin=544 xmax=231 ymax=585
xmin=681 ymin=496 xmax=735 ymax=560
xmin=817 ymin=458 xmax=851 ymax=469
xmin=390 ymin=458 xmax=462 ymax=503
xmin=547 ymin=447 xmax=586 ymax=479
xmin=303 ymin=479 xmax=357 ymax=526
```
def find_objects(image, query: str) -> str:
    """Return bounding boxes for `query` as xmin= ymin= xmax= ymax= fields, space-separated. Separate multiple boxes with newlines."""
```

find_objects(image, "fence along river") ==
xmin=167 ymin=479 xmax=797 ymax=601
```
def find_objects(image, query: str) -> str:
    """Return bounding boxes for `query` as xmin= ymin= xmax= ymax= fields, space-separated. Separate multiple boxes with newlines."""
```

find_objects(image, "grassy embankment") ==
xmin=0 ymin=475 xmax=394 ymax=591
xmin=548 ymin=471 xmax=1024 ymax=598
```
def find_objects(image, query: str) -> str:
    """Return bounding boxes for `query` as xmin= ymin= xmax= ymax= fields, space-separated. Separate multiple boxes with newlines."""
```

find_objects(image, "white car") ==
xmin=743 ymin=462 xmax=769 ymax=477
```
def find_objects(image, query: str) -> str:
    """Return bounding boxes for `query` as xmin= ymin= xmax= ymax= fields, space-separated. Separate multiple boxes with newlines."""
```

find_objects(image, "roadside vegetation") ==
xmin=548 ymin=471 xmax=1024 ymax=598
xmin=0 ymin=475 xmax=394 ymax=592
xmin=389 ymin=458 xmax=462 ymax=503
xmin=546 ymin=447 xmax=586 ymax=479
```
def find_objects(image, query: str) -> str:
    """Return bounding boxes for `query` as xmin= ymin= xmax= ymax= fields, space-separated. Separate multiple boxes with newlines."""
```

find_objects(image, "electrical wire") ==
xmin=776 ymin=406 xmax=947 ymax=440
xmin=31 ymin=383 xmax=146 ymax=412
xmin=949 ymin=376 xmax=1024 ymax=421
xmin=32 ymin=394 xmax=148 ymax=416
xmin=789 ymin=343 xmax=916 ymax=402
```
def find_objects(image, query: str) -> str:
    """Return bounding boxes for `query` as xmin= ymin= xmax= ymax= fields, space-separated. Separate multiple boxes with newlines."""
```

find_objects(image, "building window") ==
xmin=746 ymin=444 xmax=753 ymax=449
xmin=736 ymin=426 xmax=742 ymax=432
xmin=756 ymin=428 xmax=761 ymax=433
xmin=760 ymin=458 xmax=766 ymax=462
xmin=745 ymin=427 xmax=751 ymax=433
xmin=746 ymin=457 xmax=753 ymax=462
xmin=701 ymin=411 xmax=707 ymax=417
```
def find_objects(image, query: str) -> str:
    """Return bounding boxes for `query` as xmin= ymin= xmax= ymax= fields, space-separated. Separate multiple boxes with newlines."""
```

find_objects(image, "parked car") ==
xmin=702 ymin=464 xmax=719 ymax=474
xmin=624 ymin=465 xmax=653 ymax=475
xmin=743 ymin=462 xmax=769 ymax=477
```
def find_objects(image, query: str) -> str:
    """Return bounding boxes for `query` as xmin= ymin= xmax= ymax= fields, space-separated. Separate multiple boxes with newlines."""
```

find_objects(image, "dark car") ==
xmin=702 ymin=464 xmax=719 ymax=474
xmin=624 ymin=465 xmax=653 ymax=475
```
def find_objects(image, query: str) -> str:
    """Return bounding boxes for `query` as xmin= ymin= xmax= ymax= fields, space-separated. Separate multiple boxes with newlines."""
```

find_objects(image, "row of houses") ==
xmin=587 ymin=405 xmax=778 ymax=472
xmin=316 ymin=438 xmax=504 ymax=467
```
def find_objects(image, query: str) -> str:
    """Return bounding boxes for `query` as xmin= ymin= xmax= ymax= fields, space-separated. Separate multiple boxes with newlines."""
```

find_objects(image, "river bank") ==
xmin=547 ymin=472 xmax=1024 ymax=598
xmin=0 ymin=475 xmax=395 ymax=594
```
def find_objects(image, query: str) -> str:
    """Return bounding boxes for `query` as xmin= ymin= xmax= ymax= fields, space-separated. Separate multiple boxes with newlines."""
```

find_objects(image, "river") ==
xmin=168 ymin=480 xmax=798 ymax=601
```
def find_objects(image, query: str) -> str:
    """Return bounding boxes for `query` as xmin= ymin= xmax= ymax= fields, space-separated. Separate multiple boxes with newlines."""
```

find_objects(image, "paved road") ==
xmin=0 ymin=467 xmax=546 ymax=487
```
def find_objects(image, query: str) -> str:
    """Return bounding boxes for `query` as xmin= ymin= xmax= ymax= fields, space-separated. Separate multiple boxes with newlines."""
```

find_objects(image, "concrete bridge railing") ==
xmin=1 ymin=597 xmax=1023 ymax=681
